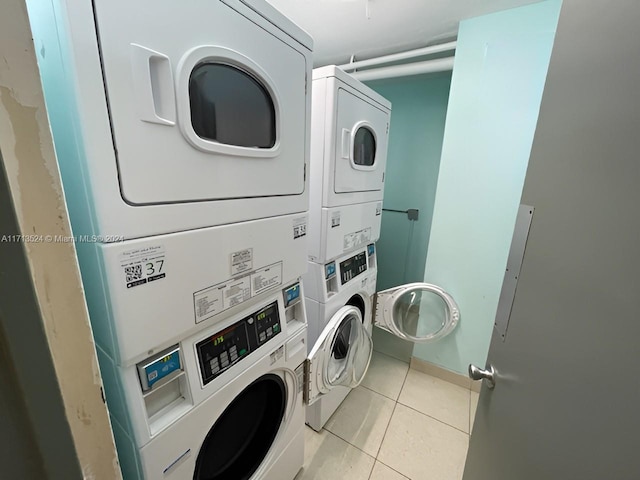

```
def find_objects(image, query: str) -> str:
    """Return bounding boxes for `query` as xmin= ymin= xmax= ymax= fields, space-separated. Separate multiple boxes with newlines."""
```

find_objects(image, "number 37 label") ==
xmin=119 ymin=245 xmax=166 ymax=289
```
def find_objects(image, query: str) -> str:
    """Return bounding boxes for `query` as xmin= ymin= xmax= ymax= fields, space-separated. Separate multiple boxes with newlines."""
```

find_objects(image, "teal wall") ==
xmin=364 ymin=73 xmax=451 ymax=361
xmin=367 ymin=73 xmax=452 ymax=291
xmin=414 ymin=0 xmax=563 ymax=374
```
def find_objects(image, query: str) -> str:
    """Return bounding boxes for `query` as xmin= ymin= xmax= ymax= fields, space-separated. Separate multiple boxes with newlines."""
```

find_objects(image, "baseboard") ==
xmin=410 ymin=357 xmax=481 ymax=392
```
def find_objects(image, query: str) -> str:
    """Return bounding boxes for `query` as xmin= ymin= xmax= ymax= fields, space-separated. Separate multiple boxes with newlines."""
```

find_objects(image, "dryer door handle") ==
xmin=341 ymin=128 xmax=351 ymax=159
xmin=131 ymin=44 xmax=176 ymax=126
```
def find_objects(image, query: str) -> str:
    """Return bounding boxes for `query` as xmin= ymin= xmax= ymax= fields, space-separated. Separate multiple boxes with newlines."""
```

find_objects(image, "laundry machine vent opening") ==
xmin=193 ymin=374 xmax=286 ymax=480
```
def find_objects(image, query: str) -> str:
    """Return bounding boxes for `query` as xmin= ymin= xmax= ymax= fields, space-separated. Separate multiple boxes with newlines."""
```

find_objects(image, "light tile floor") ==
xmin=296 ymin=351 xmax=480 ymax=480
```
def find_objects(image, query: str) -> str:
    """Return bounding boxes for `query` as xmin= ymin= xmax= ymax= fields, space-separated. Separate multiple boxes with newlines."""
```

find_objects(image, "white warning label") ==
xmin=293 ymin=216 xmax=307 ymax=239
xmin=343 ymin=227 xmax=372 ymax=251
xmin=251 ymin=263 xmax=283 ymax=296
xmin=331 ymin=211 xmax=341 ymax=228
xmin=231 ymin=248 xmax=253 ymax=275
xmin=222 ymin=277 xmax=251 ymax=309
xmin=193 ymin=261 xmax=283 ymax=324
xmin=194 ymin=287 xmax=224 ymax=321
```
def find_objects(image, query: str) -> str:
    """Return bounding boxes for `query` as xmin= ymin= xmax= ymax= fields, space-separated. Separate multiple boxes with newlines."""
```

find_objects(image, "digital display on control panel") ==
xmin=196 ymin=301 xmax=281 ymax=386
xmin=339 ymin=251 xmax=368 ymax=285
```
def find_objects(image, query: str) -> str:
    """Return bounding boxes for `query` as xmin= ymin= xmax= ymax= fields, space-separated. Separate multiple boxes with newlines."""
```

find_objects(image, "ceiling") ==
xmin=266 ymin=0 xmax=540 ymax=67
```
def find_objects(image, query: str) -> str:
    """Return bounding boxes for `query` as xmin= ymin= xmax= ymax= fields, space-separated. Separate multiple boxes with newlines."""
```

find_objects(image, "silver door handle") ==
xmin=468 ymin=364 xmax=496 ymax=389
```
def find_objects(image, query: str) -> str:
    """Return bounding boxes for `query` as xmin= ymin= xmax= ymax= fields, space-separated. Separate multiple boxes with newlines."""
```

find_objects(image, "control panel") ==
xmin=196 ymin=301 xmax=281 ymax=386
xmin=339 ymin=251 xmax=368 ymax=285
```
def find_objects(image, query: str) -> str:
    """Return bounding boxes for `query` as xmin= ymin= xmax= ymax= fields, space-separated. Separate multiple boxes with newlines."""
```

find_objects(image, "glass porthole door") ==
xmin=333 ymin=89 xmax=389 ymax=194
xmin=305 ymin=306 xmax=373 ymax=405
xmin=373 ymin=283 xmax=460 ymax=343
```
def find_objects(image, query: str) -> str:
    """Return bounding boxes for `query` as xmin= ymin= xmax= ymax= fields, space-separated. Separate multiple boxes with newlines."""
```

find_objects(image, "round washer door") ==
xmin=306 ymin=305 xmax=373 ymax=406
xmin=375 ymin=283 xmax=460 ymax=343
xmin=193 ymin=373 xmax=286 ymax=480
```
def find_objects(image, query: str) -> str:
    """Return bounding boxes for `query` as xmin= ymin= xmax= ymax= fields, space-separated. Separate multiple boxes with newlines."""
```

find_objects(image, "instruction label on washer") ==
xmin=223 ymin=277 xmax=251 ymax=309
xmin=331 ymin=211 xmax=341 ymax=228
xmin=343 ymin=227 xmax=372 ymax=251
xmin=251 ymin=263 xmax=283 ymax=296
xmin=231 ymin=248 xmax=253 ymax=275
xmin=293 ymin=216 xmax=307 ymax=239
xmin=193 ymin=261 xmax=283 ymax=324
xmin=119 ymin=244 xmax=166 ymax=289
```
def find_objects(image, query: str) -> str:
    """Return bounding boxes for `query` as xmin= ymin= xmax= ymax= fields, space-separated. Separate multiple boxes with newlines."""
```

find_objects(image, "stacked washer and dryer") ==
xmin=30 ymin=0 xmax=463 ymax=476
xmin=30 ymin=1 xmax=319 ymax=479
xmin=304 ymin=66 xmax=462 ymax=431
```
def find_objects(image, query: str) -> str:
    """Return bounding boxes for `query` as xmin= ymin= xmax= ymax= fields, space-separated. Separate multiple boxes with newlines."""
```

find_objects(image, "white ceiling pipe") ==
xmin=350 ymin=56 xmax=454 ymax=82
xmin=339 ymin=41 xmax=456 ymax=72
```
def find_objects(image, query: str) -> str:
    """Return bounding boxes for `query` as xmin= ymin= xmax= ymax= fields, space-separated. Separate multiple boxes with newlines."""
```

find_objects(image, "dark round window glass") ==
xmin=194 ymin=374 xmax=286 ymax=480
xmin=353 ymin=127 xmax=376 ymax=166
xmin=189 ymin=63 xmax=276 ymax=148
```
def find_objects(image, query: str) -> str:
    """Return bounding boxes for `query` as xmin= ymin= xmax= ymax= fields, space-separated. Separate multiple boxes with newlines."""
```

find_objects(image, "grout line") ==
xmin=322 ymin=428 xmax=376 ymax=460
xmin=375 ymin=460 xmax=412 ymax=480
xmin=395 ymin=402 xmax=471 ymax=436
xmin=371 ymin=359 xmax=412 ymax=460
xmin=373 ymin=401 xmax=398 ymax=460
xmin=360 ymin=383 xmax=401 ymax=402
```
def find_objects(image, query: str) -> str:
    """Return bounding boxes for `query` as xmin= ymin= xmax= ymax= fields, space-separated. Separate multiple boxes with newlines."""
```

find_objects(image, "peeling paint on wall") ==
xmin=0 ymin=0 xmax=122 ymax=478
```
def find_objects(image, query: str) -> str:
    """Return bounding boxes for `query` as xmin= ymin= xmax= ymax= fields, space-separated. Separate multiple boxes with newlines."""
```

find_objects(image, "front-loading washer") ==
xmin=28 ymin=0 xmax=312 ymax=241
xmin=303 ymin=244 xmax=463 ymax=431
xmin=106 ymin=285 xmax=309 ymax=479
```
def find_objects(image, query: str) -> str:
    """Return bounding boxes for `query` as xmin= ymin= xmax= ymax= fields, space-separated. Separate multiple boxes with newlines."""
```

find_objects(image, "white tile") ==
xmin=295 ymin=427 xmax=375 ymax=480
xmin=470 ymin=391 xmax=479 ymax=433
xmin=360 ymin=351 xmax=409 ymax=400
xmin=378 ymin=404 xmax=469 ymax=480
xmin=398 ymin=369 xmax=470 ymax=432
xmin=369 ymin=461 xmax=409 ymax=480
xmin=324 ymin=386 xmax=395 ymax=457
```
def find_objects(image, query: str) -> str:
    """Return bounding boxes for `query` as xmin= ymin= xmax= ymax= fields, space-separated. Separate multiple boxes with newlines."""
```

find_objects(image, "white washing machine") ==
xmin=29 ymin=0 xmax=312 ymax=241
xmin=303 ymin=245 xmax=461 ymax=431
xmin=307 ymin=66 xmax=391 ymax=264
xmin=106 ymin=275 xmax=388 ymax=479
xmin=102 ymin=284 xmax=309 ymax=479
xmin=89 ymin=219 xmax=309 ymax=479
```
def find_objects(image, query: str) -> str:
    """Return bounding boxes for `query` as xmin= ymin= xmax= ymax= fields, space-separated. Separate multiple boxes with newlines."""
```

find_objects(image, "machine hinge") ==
xmin=305 ymin=72 xmax=308 ymax=94
xmin=371 ymin=293 xmax=381 ymax=327
xmin=386 ymin=122 xmax=389 ymax=134
xmin=302 ymin=360 xmax=311 ymax=404
xmin=304 ymin=163 xmax=307 ymax=182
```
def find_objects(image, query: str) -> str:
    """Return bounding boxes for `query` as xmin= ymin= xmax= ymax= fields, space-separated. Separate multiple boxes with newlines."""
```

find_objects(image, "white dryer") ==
xmin=303 ymin=245 xmax=461 ymax=431
xmin=29 ymin=0 xmax=312 ymax=241
xmin=308 ymin=66 xmax=391 ymax=263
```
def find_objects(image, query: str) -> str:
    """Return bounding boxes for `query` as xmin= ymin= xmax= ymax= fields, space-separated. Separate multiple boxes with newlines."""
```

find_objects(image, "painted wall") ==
xmin=0 ymin=0 xmax=122 ymax=477
xmin=414 ymin=0 xmax=563 ymax=374
xmin=363 ymin=73 xmax=451 ymax=360
xmin=367 ymin=72 xmax=451 ymax=289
